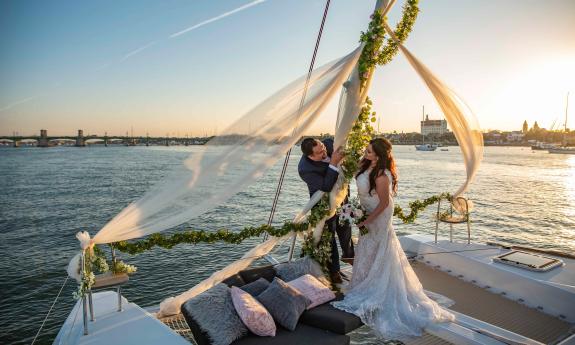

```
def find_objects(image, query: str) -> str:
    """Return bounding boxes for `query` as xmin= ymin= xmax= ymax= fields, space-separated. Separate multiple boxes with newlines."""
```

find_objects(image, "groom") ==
xmin=298 ymin=137 xmax=354 ymax=283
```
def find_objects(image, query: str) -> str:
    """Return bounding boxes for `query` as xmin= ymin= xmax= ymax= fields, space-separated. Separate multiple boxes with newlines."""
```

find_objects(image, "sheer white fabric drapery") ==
xmin=75 ymin=47 xmax=361 ymax=249
xmin=382 ymin=21 xmax=483 ymax=197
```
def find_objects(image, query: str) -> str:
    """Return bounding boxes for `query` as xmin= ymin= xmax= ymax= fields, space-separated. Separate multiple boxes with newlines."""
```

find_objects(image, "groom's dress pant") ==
xmin=326 ymin=215 xmax=354 ymax=273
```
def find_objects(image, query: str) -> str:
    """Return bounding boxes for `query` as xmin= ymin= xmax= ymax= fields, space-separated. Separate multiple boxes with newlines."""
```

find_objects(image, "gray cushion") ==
xmin=275 ymin=256 xmax=329 ymax=286
xmin=231 ymin=323 xmax=350 ymax=345
xmin=239 ymin=265 xmax=276 ymax=284
xmin=299 ymin=294 xmax=363 ymax=334
xmin=256 ymin=277 xmax=310 ymax=331
xmin=181 ymin=283 xmax=248 ymax=345
xmin=240 ymin=277 xmax=269 ymax=296
xmin=221 ymin=273 xmax=246 ymax=287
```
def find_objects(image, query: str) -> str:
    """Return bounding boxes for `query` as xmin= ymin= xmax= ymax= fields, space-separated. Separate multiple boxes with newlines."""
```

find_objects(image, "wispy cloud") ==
xmin=1 ymin=1 xmax=266 ymax=114
xmin=170 ymin=0 xmax=266 ymax=38
xmin=119 ymin=41 xmax=158 ymax=62
xmin=0 ymin=96 xmax=39 ymax=113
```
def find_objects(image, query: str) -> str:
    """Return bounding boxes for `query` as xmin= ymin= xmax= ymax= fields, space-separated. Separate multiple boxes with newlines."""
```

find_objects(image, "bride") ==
xmin=332 ymin=138 xmax=454 ymax=339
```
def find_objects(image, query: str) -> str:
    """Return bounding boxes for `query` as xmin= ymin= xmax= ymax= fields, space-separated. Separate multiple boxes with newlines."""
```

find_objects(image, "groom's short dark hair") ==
xmin=301 ymin=137 xmax=318 ymax=156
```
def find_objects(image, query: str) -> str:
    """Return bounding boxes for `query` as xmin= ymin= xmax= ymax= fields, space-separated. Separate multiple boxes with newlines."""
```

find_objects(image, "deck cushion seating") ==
xmin=298 ymin=295 xmax=363 ymax=335
xmin=182 ymin=264 xmax=362 ymax=345
xmin=239 ymin=265 xmax=276 ymax=284
xmin=221 ymin=273 xmax=246 ymax=287
xmin=240 ymin=277 xmax=270 ymax=296
xmin=256 ymin=277 xmax=310 ymax=331
xmin=181 ymin=283 xmax=248 ymax=345
xmin=230 ymin=323 xmax=350 ymax=345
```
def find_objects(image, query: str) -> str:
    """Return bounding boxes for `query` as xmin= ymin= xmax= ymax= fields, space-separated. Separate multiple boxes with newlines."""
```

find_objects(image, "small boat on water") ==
xmin=416 ymin=143 xmax=438 ymax=151
xmin=531 ymin=141 xmax=557 ymax=150
xmin=548 ymin=147 xmax=575 ymax=154
xmin=549 ymin=93 xmax=574 ymax=155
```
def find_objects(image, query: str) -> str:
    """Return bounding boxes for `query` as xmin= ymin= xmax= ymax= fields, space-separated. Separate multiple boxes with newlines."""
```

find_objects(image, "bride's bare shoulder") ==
xmin=375 ymin=170 xmax=390 ymax=183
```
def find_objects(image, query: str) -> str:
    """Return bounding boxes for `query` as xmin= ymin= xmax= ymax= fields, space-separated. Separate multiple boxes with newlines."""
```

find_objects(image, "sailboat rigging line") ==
xmin=30 ymin=276 xmax=69 ymax=345
xmin=264 ymin=0 xmax=332 ymax=239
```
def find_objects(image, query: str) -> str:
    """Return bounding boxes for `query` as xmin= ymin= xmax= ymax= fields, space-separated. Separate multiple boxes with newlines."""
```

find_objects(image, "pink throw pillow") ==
xmin=287 ymin=274 xmax=336 ymax=309
xmin=230 ymin=286 xmax=276 ymax=337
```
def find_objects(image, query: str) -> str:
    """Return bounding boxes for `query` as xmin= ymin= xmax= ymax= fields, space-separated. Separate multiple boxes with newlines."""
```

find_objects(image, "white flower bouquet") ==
xmin=337 ymin=197 xmax=369 ymax=235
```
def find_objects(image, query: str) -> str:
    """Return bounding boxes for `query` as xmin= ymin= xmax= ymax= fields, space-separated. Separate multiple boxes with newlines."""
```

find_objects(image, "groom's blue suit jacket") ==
xmin=298 ymin=156 xmax=339 ymax=197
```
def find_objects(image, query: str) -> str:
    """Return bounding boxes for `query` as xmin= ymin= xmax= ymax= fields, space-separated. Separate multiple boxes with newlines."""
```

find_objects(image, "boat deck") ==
xmin=412 ymin=262 xmax=573 ymax=344
xmin=159 ymin=261 xmax=572 ymax=345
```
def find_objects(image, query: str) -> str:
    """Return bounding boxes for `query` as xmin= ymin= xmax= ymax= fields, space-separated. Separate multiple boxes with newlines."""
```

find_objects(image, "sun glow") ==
xmin=494 ymin=56 xmax=575 ymax=130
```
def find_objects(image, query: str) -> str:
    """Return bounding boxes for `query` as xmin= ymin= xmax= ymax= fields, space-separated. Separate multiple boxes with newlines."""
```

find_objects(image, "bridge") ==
xmin=0 ymin=130 xmax=211 ymax=147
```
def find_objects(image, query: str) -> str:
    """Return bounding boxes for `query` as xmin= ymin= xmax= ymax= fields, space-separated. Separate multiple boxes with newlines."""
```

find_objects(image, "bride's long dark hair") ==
xmin=356 ymin=138 xmax=398 ymax=196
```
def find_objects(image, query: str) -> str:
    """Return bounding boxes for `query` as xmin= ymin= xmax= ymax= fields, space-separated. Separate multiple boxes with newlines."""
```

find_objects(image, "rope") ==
xmin=264 ymin=0 xmax=332 ymax=238
xmin=31 ymin=276 xmax=69 ymax=345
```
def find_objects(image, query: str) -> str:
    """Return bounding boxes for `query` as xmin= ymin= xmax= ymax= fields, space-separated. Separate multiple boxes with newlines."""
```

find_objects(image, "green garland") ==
xmin=342 ymin=98 xmax=376 ymax=181
xmin=115 ymin=222 xmax=308 ymax=255
xmin=74 ymin=245 xmax=137 ymax=299
xmin=358 ymin=0 xmax=420 ymax=87
xmin=394 ymin=193 xmax=451 ymax=224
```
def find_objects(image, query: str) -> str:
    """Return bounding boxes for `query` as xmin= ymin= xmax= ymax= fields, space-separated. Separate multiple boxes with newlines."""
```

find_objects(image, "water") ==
xmin=0 ymin=145 xmax=573 ymax=345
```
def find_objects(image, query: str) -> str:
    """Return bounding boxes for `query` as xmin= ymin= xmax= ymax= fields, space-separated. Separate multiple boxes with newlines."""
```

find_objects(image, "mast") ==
xmin=564 ymin=92 xmax=569 ymax=147
xmin=422 ymin=105 xmax=425 ymax=144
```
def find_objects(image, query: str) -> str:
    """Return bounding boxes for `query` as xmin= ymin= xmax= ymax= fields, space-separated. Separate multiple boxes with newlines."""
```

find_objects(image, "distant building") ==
xmin=507 ymin=131 xmax=525 ymax=142
xmin=421 ymin=115 xmax=448 ymax=136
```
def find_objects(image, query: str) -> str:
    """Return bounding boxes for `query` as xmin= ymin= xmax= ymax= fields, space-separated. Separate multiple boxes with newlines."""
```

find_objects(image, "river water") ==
xmin=0 ymin=145 xmax=573 ymax=345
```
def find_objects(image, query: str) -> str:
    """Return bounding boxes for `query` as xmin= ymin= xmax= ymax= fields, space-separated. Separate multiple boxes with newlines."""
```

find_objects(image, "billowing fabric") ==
xmin=332 ymin=169 xmax=454 ymax=339
xmin=382 ymin=21 xmax=483 ymax=197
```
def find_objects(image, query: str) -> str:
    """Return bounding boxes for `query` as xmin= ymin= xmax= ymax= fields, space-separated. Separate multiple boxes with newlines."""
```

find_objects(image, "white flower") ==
xmin=355 ymin=209 xmax=364 ymax=218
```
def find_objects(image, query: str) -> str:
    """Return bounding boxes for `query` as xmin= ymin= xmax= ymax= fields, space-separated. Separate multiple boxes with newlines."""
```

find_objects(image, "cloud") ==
xmin=170 ymin=0 xmax=266 ymax=38
xmin=119 ymin=41 xmax=158 ymax=62
xmin=0 ymin=95 xmax=39 ymax=113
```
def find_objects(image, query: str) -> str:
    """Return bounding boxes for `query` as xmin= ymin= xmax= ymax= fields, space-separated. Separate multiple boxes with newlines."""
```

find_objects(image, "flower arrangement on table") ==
xmin=337 ymin=197 xmax=369 ymax=236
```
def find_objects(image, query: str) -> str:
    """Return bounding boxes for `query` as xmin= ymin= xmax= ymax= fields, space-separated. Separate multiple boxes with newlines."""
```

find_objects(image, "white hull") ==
xmin=548 ymin=147 xmax=575 ymax=154
xmin=415 ymin=144 xmax=437 ymax=151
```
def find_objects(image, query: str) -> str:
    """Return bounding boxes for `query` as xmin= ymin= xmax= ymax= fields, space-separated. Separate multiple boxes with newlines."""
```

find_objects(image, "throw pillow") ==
xmin=181 ymin=283 xmax=248 ymax=345
xmin=231 ymin=286 xmax=276 ymax=336
xmin=287 ymin=274 xmax=336 ymax=309
xmin=240 ymin=277 xmax=270 ymax=296
xmin=256 ymin=277 xmax=310 ymax=331
xmin=275 ymin=256 xmax=330 ymax=286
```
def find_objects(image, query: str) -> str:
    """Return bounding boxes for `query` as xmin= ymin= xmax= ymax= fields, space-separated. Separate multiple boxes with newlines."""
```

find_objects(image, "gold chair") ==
xmin=435 ymin=196 xmax=472 ymax=244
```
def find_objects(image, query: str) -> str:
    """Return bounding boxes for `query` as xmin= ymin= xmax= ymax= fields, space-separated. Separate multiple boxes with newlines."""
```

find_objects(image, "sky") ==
xmin=1 ymin=0 xmax=574 ymax=137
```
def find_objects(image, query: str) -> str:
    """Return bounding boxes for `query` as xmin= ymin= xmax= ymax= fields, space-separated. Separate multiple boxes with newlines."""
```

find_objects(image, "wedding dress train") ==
xmin=332 ymin=169 xmax=454 ymax=340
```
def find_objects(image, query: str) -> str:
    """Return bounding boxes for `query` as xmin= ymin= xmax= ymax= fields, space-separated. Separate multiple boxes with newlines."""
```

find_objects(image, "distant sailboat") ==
xmin=549 ymin=92 xmax=575 ymax=154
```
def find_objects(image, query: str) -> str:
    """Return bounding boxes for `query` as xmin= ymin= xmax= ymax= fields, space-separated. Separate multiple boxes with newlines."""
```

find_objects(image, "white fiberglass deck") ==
xmin=399 ymin=234 xmax=575 ymax=323
xmin=53 ymin=291 xmax=189 ymax=345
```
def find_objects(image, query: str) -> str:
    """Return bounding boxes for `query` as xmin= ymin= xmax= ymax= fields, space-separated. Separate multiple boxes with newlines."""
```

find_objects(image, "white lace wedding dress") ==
xmin=332 ymin=169 xmax=454 ymax=339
